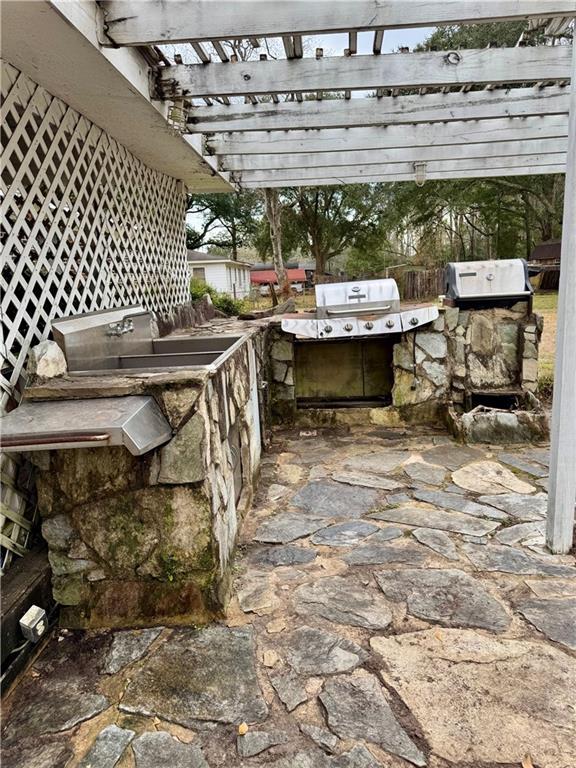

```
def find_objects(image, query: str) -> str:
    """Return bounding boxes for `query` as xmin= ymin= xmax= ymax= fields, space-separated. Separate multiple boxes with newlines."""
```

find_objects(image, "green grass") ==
xmin=533 ymin=292 xmax=558 ymax=312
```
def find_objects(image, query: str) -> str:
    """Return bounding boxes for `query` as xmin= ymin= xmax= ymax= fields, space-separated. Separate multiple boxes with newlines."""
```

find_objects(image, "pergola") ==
xmin=101 ymin=0 xmax=575 ymax=552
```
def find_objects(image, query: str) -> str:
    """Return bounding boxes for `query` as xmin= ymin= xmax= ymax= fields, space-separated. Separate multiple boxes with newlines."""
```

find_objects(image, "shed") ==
xmin=528 ymin=240 xmax=561 ymax=290
xmin=187 ymin=251 xmax=252 ymax=298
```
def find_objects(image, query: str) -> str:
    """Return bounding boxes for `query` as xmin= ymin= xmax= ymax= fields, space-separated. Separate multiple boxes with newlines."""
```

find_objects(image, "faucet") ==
xmin=107 ymin=317 xmax=134 ymax=337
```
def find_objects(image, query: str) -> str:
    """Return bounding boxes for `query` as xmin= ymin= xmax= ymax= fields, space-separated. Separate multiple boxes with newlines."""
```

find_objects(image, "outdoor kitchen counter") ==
xmin=21 ymin=324 xmax=267 ymax=629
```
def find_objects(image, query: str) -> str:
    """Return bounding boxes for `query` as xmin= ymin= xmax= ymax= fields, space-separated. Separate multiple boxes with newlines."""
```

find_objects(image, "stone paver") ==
xmin=121 ymin=626 xmax=268 ymax=725
xmin=497 ymin=452 xmax=549 ymax=478
xmin=344 ymin=539 xmax=428 ymax=566
xmin=237 ymin=730 xmax=288 ymax=757
xmin=319 ymin=672 xmax=426 ymax=766
xmin=285 ymin=625 xmax=367 ymax=675
xmin=291 ymin=480 xmax=379 ymax=518
xmin=403 ymin=461 xmax=447 ymax=486
xmin=102 ymin=628 xmax=162 ymax=674
xmin=299 ymin=723 xmax=338 ymax=754
xmin=375 ymin=568 xmax=510 ymax=631
xmin=514 ymin=597 xmax=576 ymax=649
xmin=132 ymin=731 xmax=209 ymax=768
xmin=78 ymin=725 xmax=135 ymax=768
xmin=452 ymin=460 xmax=536 ymax=494
xmin=463 ymin=543 xmax=576 ymax=577
xmin=371 ymin=629 xmax=576 ymax=768
xmin=420 ymin=443 xmax=484 ymax=470
xmin=412 ymin=528 xmax=459 ymax=560
xmin=477 ymin=492 xmax=548 ymax=520
xmin=269 ymin=670 xmax=308 ymax=711
xmin=294 ymin=576 xmax=392 ymax=629
xmin=343 ymin=449 xmax=411 ymax=474
xmin=252 ymin=544 xmax=317 ymax=566
xmin=254 ymin=513 xmax=326 ymax=544
xmin=4 ymin=426 xmax=574 ymax=768
xmin=310 ymin=521 xmax=379 ymax=547
xmin=370 ymin=505 xmax=498 ymax=536
xmin=494 ymin=520 xmax=546 ymax=545
xmin=332 ymin=470 xmax=405 ymax=491
xmin=413 ymin=489 xmax=508 ymax=520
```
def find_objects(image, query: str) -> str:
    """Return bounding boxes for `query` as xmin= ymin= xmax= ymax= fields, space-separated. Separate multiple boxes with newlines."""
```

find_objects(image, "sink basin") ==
xmin=69 ymin=335 xmax=244 ymax=376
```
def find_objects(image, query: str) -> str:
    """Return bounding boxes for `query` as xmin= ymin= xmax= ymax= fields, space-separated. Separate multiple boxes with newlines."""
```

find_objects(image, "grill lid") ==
xmin=315 ymin=278 xmax=400 ymax=318
xmin=444 ymin=258 xmax=532 ymax=301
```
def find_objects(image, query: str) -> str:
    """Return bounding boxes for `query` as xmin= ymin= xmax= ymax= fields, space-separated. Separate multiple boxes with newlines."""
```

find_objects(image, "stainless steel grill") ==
xmin=443 ymin=258 xmax=533 ymax=306
xmin=282 ymin=278 xmax=438 ymax=339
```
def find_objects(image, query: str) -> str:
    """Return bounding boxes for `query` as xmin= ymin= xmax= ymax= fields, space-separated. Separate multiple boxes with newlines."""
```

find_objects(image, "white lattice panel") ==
xmin=1 ymin=60 xmax=189 ymax=412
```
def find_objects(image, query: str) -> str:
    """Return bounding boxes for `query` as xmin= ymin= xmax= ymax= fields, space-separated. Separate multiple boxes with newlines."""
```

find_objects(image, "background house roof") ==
xmin=529 ymin=240 xmax=562 ymax=262
xmin=251 ymin=268 xmax=307 ymax=284
xmin=187 ymin=250 xmax=252 ymax=268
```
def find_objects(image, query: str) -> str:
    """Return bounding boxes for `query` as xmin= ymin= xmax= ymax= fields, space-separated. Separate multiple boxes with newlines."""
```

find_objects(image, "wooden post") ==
xmin=264 ymin=188 xmax=290 ymax=298
xmin=546 ymin=40 xmax=576 ymax=554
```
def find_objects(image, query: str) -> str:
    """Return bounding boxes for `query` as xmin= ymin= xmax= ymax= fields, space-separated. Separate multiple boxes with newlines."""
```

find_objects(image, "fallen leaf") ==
xmin=522 ymin=756 xmax=534 ymax=768
xmin=238 ymin=722 xmax=248 ymax=736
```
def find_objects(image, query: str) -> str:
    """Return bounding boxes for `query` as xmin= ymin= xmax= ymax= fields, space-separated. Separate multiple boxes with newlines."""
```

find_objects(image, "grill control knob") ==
xmin=385 ymin=319 xmax=395 ymax=329
xmin=364 ymin=321 xmax=374 ymax=330
xmin=409 ymin=317 xmax=419 ymax=326
xmin=344 ymin=323 xmax=353 ymax=332
xmin=324 ymin=325 xmax=333 ymax=333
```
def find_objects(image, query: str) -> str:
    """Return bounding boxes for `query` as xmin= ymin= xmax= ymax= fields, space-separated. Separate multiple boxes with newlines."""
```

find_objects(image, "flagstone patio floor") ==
xmin=2 ymin=425 xmax=575 ymax=768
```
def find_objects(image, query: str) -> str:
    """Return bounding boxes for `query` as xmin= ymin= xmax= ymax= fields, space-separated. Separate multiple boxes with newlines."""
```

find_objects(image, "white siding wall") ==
xmin=191 ymin=262 xmax=251 ymax=299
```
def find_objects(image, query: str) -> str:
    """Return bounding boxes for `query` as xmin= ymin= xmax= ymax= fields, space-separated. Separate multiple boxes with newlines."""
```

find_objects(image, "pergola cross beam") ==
xmin=100 ymin=0 xmax=576 ymax=45
xmin=186 ymin=85 xmax=571 ymax=134
xmin=156 ymin=46 xmax=573 ymax=99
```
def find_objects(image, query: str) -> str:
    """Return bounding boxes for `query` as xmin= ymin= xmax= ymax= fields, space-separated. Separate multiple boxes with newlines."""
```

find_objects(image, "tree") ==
xmin=264 ymin=189 xmax=290 ymax=297
xmin=186 ymin=191 xmax=262 ymax=259
xmin=257 ymin=185 xmax=396 ymax=276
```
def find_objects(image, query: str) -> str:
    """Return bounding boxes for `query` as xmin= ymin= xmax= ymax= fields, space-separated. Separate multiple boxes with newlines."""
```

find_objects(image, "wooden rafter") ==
xmin=206 ymin=114 xmax=569 ymax=156
xmin=156 ymin=46 xmax=573 ymax=98
xmin=219 ymin=137 xmax=568 ymax=172
xmin=233 ymin=152 xmax=567 ymax=185
xmin=100 ymin=0 xmax=576 ymax=45
xmin=186 ymin=85 xmax=571 ymax=133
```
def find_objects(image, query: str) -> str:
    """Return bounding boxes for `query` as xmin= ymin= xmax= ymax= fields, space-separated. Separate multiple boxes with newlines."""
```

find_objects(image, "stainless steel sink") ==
xmin=51 ymin=307 xmax=245 ymax=376
xmin=76 ymin=335 xmax=244 ymax=375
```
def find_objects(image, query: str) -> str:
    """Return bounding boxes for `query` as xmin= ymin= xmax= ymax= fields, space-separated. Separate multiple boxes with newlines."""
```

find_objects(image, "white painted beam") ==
xmin=187 ymin=86 xmax=571 ymax=133
xmin=218 ymin=137 xmax=568 ymax=172
xmin=238 ymin=162 xmax=566 ymax=188
xmin=234 ymin=153 xmax=567 ymax=184
xmin=208 ymin=115 xmax=569 ymax=156
xmin=157 ymin=46 xmax=572 ymax=98
xmin=547 ymin=40 xmax=576 ymax=554
xmin=101 ymin=1 xmax=576 ymax=45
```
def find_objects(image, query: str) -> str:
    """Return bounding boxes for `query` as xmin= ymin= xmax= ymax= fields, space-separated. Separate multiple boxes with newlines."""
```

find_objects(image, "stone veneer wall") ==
xmin=31 ymin=334 xmax=263 ymax=629
xmin=268 ymin=301 xmax=542 ymax=426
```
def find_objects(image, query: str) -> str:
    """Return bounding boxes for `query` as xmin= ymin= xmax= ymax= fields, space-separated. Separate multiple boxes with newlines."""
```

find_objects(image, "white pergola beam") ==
xmin=101 ymin=1 xmax=576 ymax=45
xmin=234 ymin=153 xmax=567 ymax=184
xmin=218 ymin=137 xmax=568 ymax=172
xmin=547 ymin=40 xmax=576 ymax=554
xmin=157 ymin=46 xmax=572 ymax=98
xmin=238 ymin=162 xmax=566 ymax=188
xmin=208 ymin=114 xmax=569 ymax=156
xmin=187 ymin=85 xmax=571 ymax=134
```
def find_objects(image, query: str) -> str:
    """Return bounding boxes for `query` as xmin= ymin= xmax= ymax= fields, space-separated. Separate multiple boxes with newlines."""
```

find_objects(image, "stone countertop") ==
xmin=24 ymin=321 xmax=271 ymax=402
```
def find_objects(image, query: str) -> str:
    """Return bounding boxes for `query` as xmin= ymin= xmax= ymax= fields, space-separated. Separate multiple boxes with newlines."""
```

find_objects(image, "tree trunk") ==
xmin=264 ymin=188 xmax=290 ymax=298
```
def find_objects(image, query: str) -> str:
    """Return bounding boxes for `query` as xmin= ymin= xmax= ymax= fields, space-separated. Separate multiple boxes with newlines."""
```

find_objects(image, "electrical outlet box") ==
xmin=19 ymin=605 xmax=47 ymax=643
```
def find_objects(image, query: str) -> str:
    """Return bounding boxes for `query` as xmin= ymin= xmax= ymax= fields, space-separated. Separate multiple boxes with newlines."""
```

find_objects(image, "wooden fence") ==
xmin=397 ymin=268 xmax=444 ymax=301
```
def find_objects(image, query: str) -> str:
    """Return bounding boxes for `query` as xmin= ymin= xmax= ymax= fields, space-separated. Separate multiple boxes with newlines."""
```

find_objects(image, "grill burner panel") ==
xmin=282 ymin=278 xmax=438 ymax=340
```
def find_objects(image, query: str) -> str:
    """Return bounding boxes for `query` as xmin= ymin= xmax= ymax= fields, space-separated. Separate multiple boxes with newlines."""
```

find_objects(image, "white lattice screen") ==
xmin=1 ymin=59 xmax=190 ymax=412
xmin=0 ymin=59 xmax=190 ymax=571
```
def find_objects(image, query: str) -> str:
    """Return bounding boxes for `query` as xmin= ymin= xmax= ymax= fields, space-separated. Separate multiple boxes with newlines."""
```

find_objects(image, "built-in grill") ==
xmin=443 ymin=258 xmax=533 ymax=307
xmin=282 ymin=278 xmax=438 ymax=339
